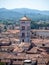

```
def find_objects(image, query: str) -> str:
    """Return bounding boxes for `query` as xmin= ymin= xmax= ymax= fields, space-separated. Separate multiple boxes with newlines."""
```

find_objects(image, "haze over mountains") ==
xmin=0 ymin=8 xmax=49 ymax=21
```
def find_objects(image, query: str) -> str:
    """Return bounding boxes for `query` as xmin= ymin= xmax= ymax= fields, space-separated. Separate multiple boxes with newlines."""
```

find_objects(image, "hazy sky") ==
xmin=0 ymin=0 xmax=49 ymax=10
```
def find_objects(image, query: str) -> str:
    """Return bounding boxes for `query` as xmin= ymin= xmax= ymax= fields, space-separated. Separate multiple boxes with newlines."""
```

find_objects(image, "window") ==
xmin=22 ymin=26 xmax=25 ymax=30
xmin=32 ymin=32 xmax=34 ymax=34
xmin=22 ymin=33 xmax=25 ymax=37
xmin=22 ymin=39 xmax=24 ymax=42
xmin=27 ymin=32 xmax=30 ymax=37
xmin=21 ymin=21 xmax=25 ymax=24
xmin=27 ymin=26 xmax=30 ymax=30
xmin=42 ymin=44 xmax=45 ymax=46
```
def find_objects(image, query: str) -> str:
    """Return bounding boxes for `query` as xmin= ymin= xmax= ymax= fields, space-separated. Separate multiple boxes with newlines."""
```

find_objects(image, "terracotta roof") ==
xmin=7 ymin=54 xmax=17 ymax=59
xmin=1 ymin=59 xmax=10 ymax=62
xmin=10 ymin=38 xmax=20 ymax=42
xmin=13 ymin=46 xmax=24 ymax=53
xmin=27 ymin=47 xmax=39 ymax=54
xmin=25 ymin=54 xmax=40 ymax=60
xmin=0 ymin=38 xmax=9 ymax=41
xmin=31 ymin=29 xmax=49 ymax=32
xmin=19 ymin=42 xmax=31 ymax=48
xmin=31 ymin=39 xmax=49 ymax=47
xmin=1 ymin=30 xmax=20 ymax=35
xmin=0 ymin=52 xmax=11 ymax=59
xmin=7 ymin=30 xmax=20 ymax=33
xmin=1 ymin=46 xmax=14 ymax=50
xmin=13 ymin=61 xmax=23 ymax=65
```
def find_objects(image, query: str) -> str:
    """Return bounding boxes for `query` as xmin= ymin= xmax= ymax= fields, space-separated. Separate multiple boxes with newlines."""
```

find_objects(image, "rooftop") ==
xmin=20 ymin=16 xmax=31 ymax=21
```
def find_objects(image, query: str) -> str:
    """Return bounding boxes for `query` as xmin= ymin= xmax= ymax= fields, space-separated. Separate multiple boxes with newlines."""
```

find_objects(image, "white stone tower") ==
xmin=19 ymin=16 xmax=31 ymax=43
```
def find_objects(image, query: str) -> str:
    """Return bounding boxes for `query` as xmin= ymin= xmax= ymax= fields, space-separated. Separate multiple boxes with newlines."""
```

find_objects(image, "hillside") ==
xmin=0 ymin=8 xmax=49 ymax=21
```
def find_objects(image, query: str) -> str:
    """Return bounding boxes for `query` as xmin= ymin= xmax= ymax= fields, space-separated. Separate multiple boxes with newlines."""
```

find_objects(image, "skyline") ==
xmin=0 ymin=0 xmax=49 ymax=11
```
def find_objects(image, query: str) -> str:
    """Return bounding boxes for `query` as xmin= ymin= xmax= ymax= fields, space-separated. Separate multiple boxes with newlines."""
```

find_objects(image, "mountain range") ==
xmin=0 ymin=8 xmax=49 ymax=21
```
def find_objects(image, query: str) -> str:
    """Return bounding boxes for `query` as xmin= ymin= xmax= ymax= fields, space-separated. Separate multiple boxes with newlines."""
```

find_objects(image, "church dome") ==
xmin=20 ymin=16 xmax=31 ymax=21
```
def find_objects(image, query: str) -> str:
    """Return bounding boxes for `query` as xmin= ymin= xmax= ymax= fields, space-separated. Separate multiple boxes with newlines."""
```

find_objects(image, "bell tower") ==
xmin=19 ymin=16 xmax=31 ymax=43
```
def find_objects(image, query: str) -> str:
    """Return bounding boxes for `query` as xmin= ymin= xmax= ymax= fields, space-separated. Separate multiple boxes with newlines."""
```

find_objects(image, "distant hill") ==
xmin=0 ymin=8 xmax=49 ymax=21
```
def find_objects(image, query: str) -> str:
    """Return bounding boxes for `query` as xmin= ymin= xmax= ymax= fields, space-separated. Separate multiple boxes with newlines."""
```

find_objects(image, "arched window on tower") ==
xmin=22 ymin=39 xmax=24 ymax=42
xmin=22 ymin=26 xmax=25 ymax=30
xmin=22 ymin=33 xmax=25 ymax=37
